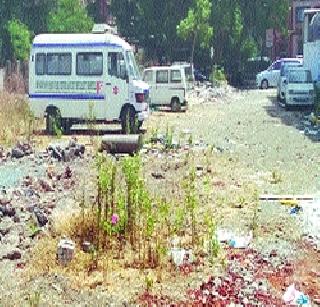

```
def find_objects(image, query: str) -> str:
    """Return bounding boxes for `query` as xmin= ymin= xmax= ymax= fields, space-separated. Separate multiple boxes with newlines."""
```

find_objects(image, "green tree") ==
xmin=48 ymin=0 xmax=94 ymax=33
xmin=22 ymin=0 xmax=57 ymax=35
xmin=6 ymin=19 xmax=31 ymax=61
xmin=177 ymin=0 xmax=213 ymax=64
xmin=0 ymin=0 xmax=57 ymax=63
xmin=210 ymin=0 xmax=288 ymax=83
xmin=110 ymin=0 xmax=193 ymax=63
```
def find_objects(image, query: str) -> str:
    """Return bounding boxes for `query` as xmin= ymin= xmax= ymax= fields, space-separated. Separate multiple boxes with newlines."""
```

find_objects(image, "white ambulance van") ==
xmin=28 ymin=24 xmax=150 ymax=134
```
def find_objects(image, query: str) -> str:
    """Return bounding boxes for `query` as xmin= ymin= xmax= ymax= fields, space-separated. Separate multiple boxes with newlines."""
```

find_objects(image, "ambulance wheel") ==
xmin=260 ymin=79 xmax=268 ymax=89
xmin=46 ymin=108 xmax=62 ymax=135
xmin=171 ymin=98 xmax=181 ymax=112
xmin=284 ymin=102 xmax=291 ymax=111
xmin=62 ymin=119 xmax=71 ymax=135
xmin=121 ymin=107 xmax=138 ymax=134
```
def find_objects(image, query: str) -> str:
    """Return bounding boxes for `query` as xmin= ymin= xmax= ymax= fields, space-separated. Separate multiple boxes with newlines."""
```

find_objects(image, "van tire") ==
xmin=261 ymin=79 xmax=268 ymax=89
xmin=121 ymin=106 xmax=138 ymax=134
xmin=171 ymin=98 xmax=181 ymax=112
xmin=62 ymin=119 xmax=72 ymax=135
xmin=46 ymin=108 xmax=62 ymax=135
xmin=284 ymin=102 xmax=290 ymax=111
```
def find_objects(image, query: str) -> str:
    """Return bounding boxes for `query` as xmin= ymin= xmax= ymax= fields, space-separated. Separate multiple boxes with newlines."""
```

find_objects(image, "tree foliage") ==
xmin=6 ymin=19 xmax=31 ymax=61
xmin=211 ymin=0 xmax=289 ymax=83
xmin=177 ymin=0 xmax=213 ymax=63
xmin=48 ymin=0 xmax=94 ymax=33
xmin=110 ymin=0 xmax=193 ymax=62
xmin=0 ymin=0 xmax=57 ymax=63
xmin=0 ymin=0 xmax=290 ymax=83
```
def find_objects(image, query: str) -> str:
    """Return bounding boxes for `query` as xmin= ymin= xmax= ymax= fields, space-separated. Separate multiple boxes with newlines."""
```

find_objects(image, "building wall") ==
xmin=289 ymin=0 xmax=320 ymax=57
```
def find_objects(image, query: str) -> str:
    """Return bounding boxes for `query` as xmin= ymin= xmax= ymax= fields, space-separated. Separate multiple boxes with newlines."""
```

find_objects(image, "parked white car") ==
xmin=277 ymin=59 xmax=303 ymax=102
xmin=277 ymin=63 xmax=303 ymax=104
xmin=284 ymin=67 xmax=315 ymax=110
xmin=256 ymin=60 xmax=281 ymax=89
xmin=143 ymin=66 xmax=188 ymax=112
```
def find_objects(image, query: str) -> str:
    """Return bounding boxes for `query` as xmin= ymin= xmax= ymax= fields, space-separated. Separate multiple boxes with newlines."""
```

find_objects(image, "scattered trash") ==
xmin=280 ymin=199 xmax=299 ymax=206
xmin=260 ymin=194 xmax=314 ymax=201
xmin=169 ymin=248 xmax=193 ymax=267
xmin=217 ymin=229 xmax=253 ymax=249
xmin=289 ymin=206 xmax=302 ymax=215
xmin=11 ymin=142 xmax=33 ymax=159
xmin=47 ymin=140 xmax=85 ymax=162
xmin=283 ymin=284 xmax=310 ymax=306
xmin=216 ymin=229 xmax=233 ymax=243
xmin=151 ymin=172 xmax=165 ymax=180
xmin=228 ymin=231 xmax=253 ymax=249
xmin=57 ymin=238 xmax=75 ymax=265
xmin=82 ymin=241 xmax=93 ymax=253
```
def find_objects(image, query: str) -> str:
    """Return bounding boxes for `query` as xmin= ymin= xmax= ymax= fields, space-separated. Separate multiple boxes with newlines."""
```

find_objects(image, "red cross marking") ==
xmin=112 ymin=86 xmax=119 ymax=95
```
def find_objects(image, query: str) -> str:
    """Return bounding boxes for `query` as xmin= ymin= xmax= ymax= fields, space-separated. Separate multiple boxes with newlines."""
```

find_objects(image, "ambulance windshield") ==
xmin=125 ymin=51 xmax=141 ymax=80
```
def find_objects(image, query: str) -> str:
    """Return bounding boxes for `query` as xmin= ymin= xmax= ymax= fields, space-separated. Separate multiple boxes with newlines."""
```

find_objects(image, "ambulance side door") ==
xmin=105 ymin=51 xmax=129 ymax=120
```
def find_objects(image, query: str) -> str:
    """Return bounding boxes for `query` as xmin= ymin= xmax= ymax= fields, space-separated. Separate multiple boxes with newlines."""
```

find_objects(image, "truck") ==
xmin=28 ymin=24 xmax=150 ymax=135
xmin=303 ymin=9 xmax=320 ymax=83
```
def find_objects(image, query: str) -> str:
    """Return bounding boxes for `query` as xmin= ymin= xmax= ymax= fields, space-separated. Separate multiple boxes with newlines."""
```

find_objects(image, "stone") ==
xmin=39 ymin=179 xmax=54 ymax=192
xmin=62 ymin=149 xmax=72 ymax=162
xmin=34 ymin=209 xmax=48 ymax=227
xmin=3 ymin=249 xmax=22 ymax=260
xmin=0 ymin=218 xmax=13 ymax=236
xmin=23 ymin=176 xmax=33 ymax=186
xmin=49 ymin=146 xmax=63 ymax=161
xmin=69 ymin=138 xmax=77 ymax=148
xmin=57 ymin=239 xmax=75 ymax=265
xmin=11 ymin=148 xmax=24 ymax=159
xmin=82 ymin=241 xmax=93 ymax=253
xmin=0 ymin=146 xmax=4 ymax=158
xmin=75 ymin=144 xmax=85 ymax=157
xmin=25 ymin=203 xmax=35 ymax=213
xmin=20 ymin=143 xmax=33 ymax=155
xmin=151 ymin=172 xmax=165 ymax=180
xmin=13 ymin=215 xmax=20 ymax=223
xmin=0 ymin=205 xmax=16 ymax=217
xmin=0 ymin=196 xmax=10 ymax=205
xmin=18 ymin=237 xmax=31 ymax=250
xmin=196 ymin=165 xmax=204 ymax=171
xmin=64 ymin=166 xmax=72 ymax=179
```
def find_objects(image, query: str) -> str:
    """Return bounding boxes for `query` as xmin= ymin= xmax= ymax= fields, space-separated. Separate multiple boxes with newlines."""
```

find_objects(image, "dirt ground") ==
xmin=0 ymin=87 xmax=319 ymax=306
xmin=146 ymin=88 xmax=320 ymax=194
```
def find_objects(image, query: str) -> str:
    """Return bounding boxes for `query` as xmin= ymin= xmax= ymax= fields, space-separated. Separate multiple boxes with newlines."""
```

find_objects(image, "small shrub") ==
xmin=27 ymin=291 xmax=41 ymax=307
xmin=210 ymin=66 xmax=227 ymax=85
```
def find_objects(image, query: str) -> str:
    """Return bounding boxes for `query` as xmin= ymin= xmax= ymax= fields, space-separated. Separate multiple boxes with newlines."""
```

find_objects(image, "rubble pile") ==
xmin=297 ymin=113 xmax=320 ymax=141
xmin=47 ymin=139 xmax=85 ymax=162
xmin=187 ymin=83 xmax=237 ymax=104
xmin=0 ymin=164 xmax=76 ymax=263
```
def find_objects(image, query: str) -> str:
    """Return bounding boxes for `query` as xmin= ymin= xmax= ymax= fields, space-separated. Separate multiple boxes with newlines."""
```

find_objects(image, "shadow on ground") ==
xmin=264 ymin=95 xmax=320 ymax=143
xmin=34 ymin=126 xmax=147 ymax=137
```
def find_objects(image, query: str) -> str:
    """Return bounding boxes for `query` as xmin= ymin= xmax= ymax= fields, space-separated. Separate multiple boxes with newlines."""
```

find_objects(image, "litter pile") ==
xmin=47 ymin=139 xmax=85 ymax=162
xmin=139 ymin=247 xmax=313 ymax=305
xmin=187 ymin=83 xmax=237 ymax=104
xmin=297 ymin=113 xmax=320 ymax=141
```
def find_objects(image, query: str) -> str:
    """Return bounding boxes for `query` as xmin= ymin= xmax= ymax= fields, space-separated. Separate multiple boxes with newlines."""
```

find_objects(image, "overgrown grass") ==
xmin=0 ymin=92 xmax=39 ymax=146
xmin=24 ymin=132 xmax=263 ymax=300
